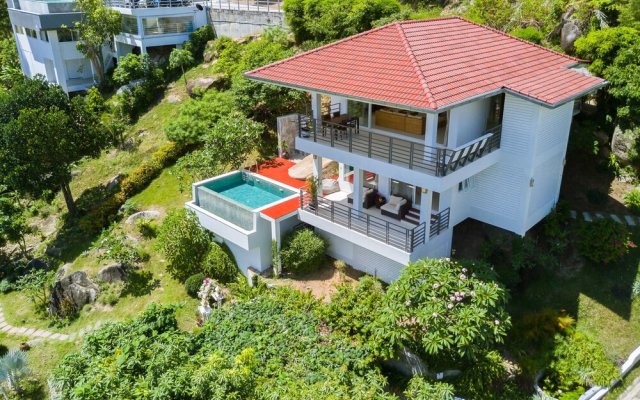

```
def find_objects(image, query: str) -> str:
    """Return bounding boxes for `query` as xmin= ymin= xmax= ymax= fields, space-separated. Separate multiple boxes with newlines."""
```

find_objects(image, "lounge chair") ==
xmin=347 ymin=186 xmax=376 ymax=208
xmin=325 ymin=180 xmax=354 ymax=202
xmin=380 ymin=195 xmax=409 ymax=220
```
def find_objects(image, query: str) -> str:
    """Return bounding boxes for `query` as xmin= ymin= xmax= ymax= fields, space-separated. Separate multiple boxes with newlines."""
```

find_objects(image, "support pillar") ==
xmin=338 ymin=163 xmax=346 ymax=181
xmin=312 ymin=155 xmax=322 ymax=180
xmin=270 ymin=220 xmax=281 ymax=277
xmin=419 ymin=188 xmax=433 ymax=224
xmin=352 ymin=168 xmax=364 ymax=211
xmin=425 ymin=113 xmax=438 ymax=148
xmin=310 ymin=92 xmax=322 ymax=120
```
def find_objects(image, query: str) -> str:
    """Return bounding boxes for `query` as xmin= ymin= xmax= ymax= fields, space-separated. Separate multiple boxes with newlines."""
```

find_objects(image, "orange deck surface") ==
xmin=250 ymin=158 xmax=306 ymax=220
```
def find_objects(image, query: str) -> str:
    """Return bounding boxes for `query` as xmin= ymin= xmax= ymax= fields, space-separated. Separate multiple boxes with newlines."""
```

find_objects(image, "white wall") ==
xmin=448 ymin=97 xmax=491 ymax=148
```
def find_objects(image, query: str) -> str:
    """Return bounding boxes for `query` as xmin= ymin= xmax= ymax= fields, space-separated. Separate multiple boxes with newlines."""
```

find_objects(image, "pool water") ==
xmin=202 ymin=172 xmax=294 ymax=210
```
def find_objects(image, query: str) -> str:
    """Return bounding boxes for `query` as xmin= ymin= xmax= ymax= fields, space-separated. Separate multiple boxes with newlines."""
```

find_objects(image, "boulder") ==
xmin=611 ymin=125 xmax=639 ymax=167
xmin=45 ymin=246 xmax=63 ymax=258
xmin=55 ymin=263 xmax=71 ymax=281
xmin=288 ymin=155 xmax=335 ymax=180
xmin=560 ymin=21 xmax=582 ymax=54
xmin=97 ymin=263 xmax=126 ymax=283
xmin=116 ymin=78 xmax=145 ymax=96
xmin=26 ymin=258 xmax=48 ymax=271
xmin=106 ymin=173 xmax=124 ymax=192
xmin=186 ymin=75 xmax=225 ymax=96
xmin=126 ymin=210 xmax=160 ymax=224
xmin=49 ymin=271 xmax=99 ymax=316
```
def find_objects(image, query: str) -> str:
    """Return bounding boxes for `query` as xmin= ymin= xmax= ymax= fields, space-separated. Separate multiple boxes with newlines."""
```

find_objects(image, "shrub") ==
xmin=135 ymin=218 xmax=157 ymax=239
xmin=96 ymin=226 xmax=148 ymax=269
xmin=184 ymin=273 xmax=205 ymax=298
xmin=455 ymin=351 xmax=517 ymax=399
xmin=0 ymin=344 xmax=7 ymax=357
xmin=404 ymin=376 xmax=455 ymax=400
xmin=97 ymin=282 xmax=124 ymax=306
xmin=279 ymin=229 xmax=327 ymax=273
xmin=510 ymin=26 xmax=544 ymax=44
xmin=156 ymin=209 xmax=211 ymax=281
xmin=577 ymin=218 xmax=634 ymax=264
xmin=0 ymin=279 xmax=12 ymax=294
xmin=184 ymin=25 xmax=216 ymax=59
xmin=543 ymin=332 xmax=619 ymax=396
xmin=624 ymin=188 xmax=640 ymax=214
xmin=202 ymin=242 xmax=238 ymax=283
xmin=320 ymin=276 xmax=385 ymax=344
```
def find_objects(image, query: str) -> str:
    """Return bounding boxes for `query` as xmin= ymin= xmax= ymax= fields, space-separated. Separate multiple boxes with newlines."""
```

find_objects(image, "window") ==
xmin=486 ymin=93 xmax=505 ymax=129
xmin=57 ymin=28 xmax=80 ymax=42
xmin=25 ymin=28 xmax=37 ymax=38
xmin=14 ymin=25 xmax=24 ymax=35
xmin=122 ymin=15 xmax=138 ymax=35
xmin=142 ymin=16 xmax=193 ymax=35
xmin=40 ymin=30 xmax=49 ymax=42
xmin=458 ymin=177 xmax=475 ymax=192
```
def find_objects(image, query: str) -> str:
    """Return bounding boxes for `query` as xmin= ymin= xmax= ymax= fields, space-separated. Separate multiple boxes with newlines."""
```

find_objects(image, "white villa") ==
xmin=6 ymin=0 xmax=208 ymax=93
xmin=188 ymin=17 xmax=606 ymax=282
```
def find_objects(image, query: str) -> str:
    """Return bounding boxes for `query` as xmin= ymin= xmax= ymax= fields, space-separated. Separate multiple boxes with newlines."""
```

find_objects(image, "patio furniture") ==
xmin=325 ymin=180 xmax=353 ymax=202
xmin=347 ymin=186 xmax=376 ymax=208
xmin=322 ymin=179 xmax=339 ymax=195
xmin=380 ymin=195 xmax=409 ymax=220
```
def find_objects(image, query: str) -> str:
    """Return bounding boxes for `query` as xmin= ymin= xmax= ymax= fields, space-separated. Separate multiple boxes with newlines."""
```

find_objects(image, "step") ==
xmin=403 ymin=218 xmax=419 ymax=225
xmin=405 ymin=211 xmax=420 ymax=219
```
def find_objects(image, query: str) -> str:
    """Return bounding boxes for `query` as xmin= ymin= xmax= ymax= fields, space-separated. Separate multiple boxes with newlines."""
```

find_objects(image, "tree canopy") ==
xmin=0 ymin=77 xmax=114 ymax=213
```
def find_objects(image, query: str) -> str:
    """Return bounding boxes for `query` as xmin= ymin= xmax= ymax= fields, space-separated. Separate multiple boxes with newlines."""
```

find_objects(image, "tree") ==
xmin=112 ymin=53 xmax=146 ymax=86
xmin=0 ymin=78 xmax=114 ymax=214
xmin=0 ymin=187 xmax=32 ymax=257
xmin=404 ymin=376 xmax=455 ymax=400
xmin=603 ymin=41 xmax=640 ymax=127
xmin=0 ymin=38 xmax=21 ymax=90
xmin=575 ymin=27 xmax=639 ymax=76
xmin=375 ymin=258 xmax=511 ymax=360
xmin=74 ymin=0 xmax=121 ymax=84
xmin=467 ymin=0 xmax=514 ymax=30
xmin=164 ymin=90 xmax=236 ymax=145
xmin=169 ymin=48 xmax=194 ymax=88
xmin=207 ymin=112 xmax=265 ymax=169
xmin=15 ymin=269 xmax=55 ymax=315
xmin=156 ymin=209 xmax=211 ymax=281
xmin=0 ymin=350 xmax=30 ymax=396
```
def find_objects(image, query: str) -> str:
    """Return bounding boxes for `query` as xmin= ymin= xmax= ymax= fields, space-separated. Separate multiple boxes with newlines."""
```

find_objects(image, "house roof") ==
xmin=245 ymin=17 xmax=606 ymax=111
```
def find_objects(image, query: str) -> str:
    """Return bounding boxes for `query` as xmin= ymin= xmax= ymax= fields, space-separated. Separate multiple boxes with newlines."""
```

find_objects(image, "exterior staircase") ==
xmin=403 ymin=207 xmax=420 ymax=225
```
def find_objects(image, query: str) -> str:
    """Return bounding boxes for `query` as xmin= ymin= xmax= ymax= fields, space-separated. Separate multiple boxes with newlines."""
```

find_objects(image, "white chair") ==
xmin=380 ymin=195 xmax=408 ymax=220
xmin=325 ymin=180 xmax=354 ymax=202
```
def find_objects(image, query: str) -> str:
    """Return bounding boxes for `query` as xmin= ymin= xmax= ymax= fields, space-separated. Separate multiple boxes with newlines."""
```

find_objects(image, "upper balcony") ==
xmin=294 ymin=114 xmax=501 ymax=180
xmin=105 ymin=0 xmax=193 ymax=8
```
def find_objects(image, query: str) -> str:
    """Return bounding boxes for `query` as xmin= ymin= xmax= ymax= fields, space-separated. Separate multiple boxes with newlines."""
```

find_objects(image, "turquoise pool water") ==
xmin=201 ymin=172 xmax=294 ymax=210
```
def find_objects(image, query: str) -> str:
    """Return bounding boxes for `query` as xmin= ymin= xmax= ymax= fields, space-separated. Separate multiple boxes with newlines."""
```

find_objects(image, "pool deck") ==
xmin=250 ymin=158 xmax=305 ymax=220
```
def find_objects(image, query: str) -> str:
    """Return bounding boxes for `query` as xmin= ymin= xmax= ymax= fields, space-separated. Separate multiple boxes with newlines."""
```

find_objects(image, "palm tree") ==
xmin=0 ymin=350 xmax=29 ymax=396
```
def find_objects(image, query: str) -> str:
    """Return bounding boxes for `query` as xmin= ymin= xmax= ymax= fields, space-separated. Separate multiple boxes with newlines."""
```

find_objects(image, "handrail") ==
xmin=429 ymin=207 xmax=450 ymax=238
xmin=297 ymin=114 xmax=501 ymax=177
xmin=299 ymin=190 xmax=426 ymax=252
xmin=106 ymin=0 xmax=193 ymax=7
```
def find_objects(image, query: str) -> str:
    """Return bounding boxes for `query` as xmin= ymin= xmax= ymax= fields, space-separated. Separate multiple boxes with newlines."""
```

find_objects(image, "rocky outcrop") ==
xmin=97 ymin=264 xmax=126 ymax=283
xmin=186 ymin=75 xmax=226 ymax=96
xmin=125 ymin=210 xmax=160 ymax=224
xmin=106 ymin=174 xmax=124 ymax=192
xmin=560 ymin=21 xmax=582 ymax=54
xmin=611 ymin=125 xmax=639 ymax=167
xmin=49 ymin=271 xmax=99 ymax=316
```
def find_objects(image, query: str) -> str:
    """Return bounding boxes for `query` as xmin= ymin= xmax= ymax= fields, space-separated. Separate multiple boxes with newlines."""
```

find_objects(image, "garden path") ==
xmin=570 ymin=210 xmax=638 ymax=226
xmin=0 ymin=305 xmax=104 ymax=344
xmin=619 ymin=377 xmax=640 ymax=400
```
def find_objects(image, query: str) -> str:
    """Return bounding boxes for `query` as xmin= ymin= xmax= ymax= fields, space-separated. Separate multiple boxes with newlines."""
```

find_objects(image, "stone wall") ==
xmin=210 ymin=9 xmax=285 ymax=38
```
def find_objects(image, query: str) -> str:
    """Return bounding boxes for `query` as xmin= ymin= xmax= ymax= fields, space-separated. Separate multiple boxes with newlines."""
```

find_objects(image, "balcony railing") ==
xmin=105 ymin=0 xmax=192 ymax=8
xmin=300 ymin=191 xmax=428 ymax=252
xmin=297 ymin=115 xmax=501 ymax=177
xmin=430 ymin=208 xmax=450 ymax=238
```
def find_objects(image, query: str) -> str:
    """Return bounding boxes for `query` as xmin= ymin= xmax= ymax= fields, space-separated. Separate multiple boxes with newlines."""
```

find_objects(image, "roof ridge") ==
xmin=395 ymin=23 xmax=438 ymax=109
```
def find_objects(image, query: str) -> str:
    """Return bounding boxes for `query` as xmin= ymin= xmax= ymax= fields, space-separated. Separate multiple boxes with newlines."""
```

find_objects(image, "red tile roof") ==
xmin=248 ymin=158 xmax=305 ymax=220
xmin=246 ymin=17 xmax=605 ymax=110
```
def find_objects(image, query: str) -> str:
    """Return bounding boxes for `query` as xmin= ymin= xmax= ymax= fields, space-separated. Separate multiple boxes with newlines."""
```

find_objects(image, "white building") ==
xmin=6 ymin=0 xmax=208 ymax=93
xmin=190 ymin=17 xmax=606 ymax=282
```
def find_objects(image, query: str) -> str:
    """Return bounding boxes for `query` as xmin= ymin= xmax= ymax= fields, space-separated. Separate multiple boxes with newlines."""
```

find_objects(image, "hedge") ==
xmin=79 ymin=142 xmax=187 ymax=233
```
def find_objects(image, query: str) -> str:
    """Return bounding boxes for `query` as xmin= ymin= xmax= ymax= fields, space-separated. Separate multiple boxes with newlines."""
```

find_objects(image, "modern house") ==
xmin=6 ymin=0 xmax=208 ymax=93
xmin=189 ymin=17 xmax=606 ymax=282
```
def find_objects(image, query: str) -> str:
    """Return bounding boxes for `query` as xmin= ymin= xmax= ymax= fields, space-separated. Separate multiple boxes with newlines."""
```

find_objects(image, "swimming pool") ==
xmin=200 ymin=171 xmax=295 ymax=210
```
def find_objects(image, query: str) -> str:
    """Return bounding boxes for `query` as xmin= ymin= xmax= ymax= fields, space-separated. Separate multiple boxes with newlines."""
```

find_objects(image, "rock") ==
xmin=71 ymin=170 xmax=81 ymax=177
xmin=166 ymin=94 xmax=182 ymax=104
xmin=56 ymin=264 xmax=71 ymax=280
xmin=611 ymin=125 xmax=639 ymax=167
xmin=106 ymin=173 xmax=124 ymax=192
xmin=26 ymin=258 xmax=48 ymax=271
xmin=49 ymin=271 xmax=99 ymax=316
xmin=45 ymin=246 xmax=63 ymax=258
xmin=116 ymin=79 xmax=145 ymax=96
xmin=560 ymin=21 xmax=582 ymax=54
xmin=126 ymin=210 xmax=160 ymax=224
xmin=186 ymin=75 xmax=225 ymax=96
xmin=97 ymin=264 xmax=126 ymax=283
xmin=203 ymin=40 xmax=217 ymax=62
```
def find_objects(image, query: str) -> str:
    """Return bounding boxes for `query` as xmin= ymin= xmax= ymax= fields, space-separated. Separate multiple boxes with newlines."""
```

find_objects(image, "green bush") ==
xmin=543 ymin=331 xmax=619 ymax=397
xmin=624 ymin=188 xmax=640 ymax=214
xmin=156 ymin=209 xmax=211 ymax=281
xmin=404 ymin=376 xmax=455 ymax=400
xmin=202 ymin=242 xmax=239 ymax=283
xmin=0 ymin=344 xmax=7 ymax=357
xmin=184 ymin=273 xmax=205 ymax=298
xmin=0 ymin=279 xmax=12 ymax=294
xmin=577 ymin=218 xmax=634 ymax=264
xmin=184 ymin=25 xmax=216 ymax=59
xmin=279 ymin=229 xmax=327 ymax=273
xmin=510 ymin=26 xmax=544 ymax=44
xmin=97 ymin=282 xmax=124 ymax=306
xmin=135 ymin=218 xmax=157 ymax=239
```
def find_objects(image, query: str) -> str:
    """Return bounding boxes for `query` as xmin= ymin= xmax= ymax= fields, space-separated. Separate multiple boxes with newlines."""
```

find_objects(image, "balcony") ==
xmin=299 ymin=191 xmax=450 ymax=253
xmin=105 ymin=0 xmax=193 ymax=8
xmin=296 ymin=115 xmax=501 ymax=178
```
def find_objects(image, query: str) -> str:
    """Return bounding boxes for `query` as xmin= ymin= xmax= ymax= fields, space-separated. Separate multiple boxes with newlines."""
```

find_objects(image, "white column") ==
xmin=270 ymin=220 xmax=281 ymax=277
xmin=352 ymin=168 xmax=364 ymax=211
xmin=419 ymin=189 xmax=433 ymax=224
xmin=312 ymin=155 xmax=322 ymax=180
xmin=310 ymin=92 xmax=322 ymax=120
xmin=425 ymin=112 xmax=438 ymax=148
xmin=377 ymin=175 xmax=390 ymax=198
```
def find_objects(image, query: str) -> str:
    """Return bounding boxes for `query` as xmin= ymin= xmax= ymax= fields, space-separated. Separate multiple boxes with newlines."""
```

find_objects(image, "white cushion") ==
xmin=388 ymin=195 xmax=402 ymax=206
xmin=338 ymin=180 xmax=354 ymax=194
xmin=363 ymin=187 xmax=374 ymax=195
